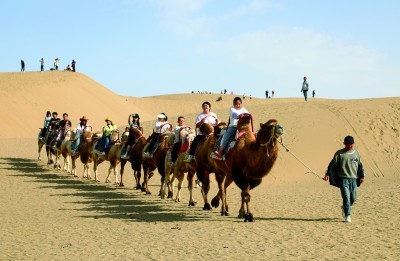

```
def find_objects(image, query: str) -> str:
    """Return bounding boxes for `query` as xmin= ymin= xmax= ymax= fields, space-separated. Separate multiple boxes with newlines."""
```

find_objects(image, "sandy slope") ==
xmin=0 ymin=72 xmax=399 ymax=259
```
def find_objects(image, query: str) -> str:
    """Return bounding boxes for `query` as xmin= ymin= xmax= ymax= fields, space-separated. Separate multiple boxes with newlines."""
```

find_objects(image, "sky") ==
xmin=1 ymin=0 xmax=399 ymax=99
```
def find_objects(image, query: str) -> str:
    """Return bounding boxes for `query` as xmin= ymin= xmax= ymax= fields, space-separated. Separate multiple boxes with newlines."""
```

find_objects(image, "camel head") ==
xmin=214 ymin=122 xmax=228 ymax=138
xmin=257 ymin=119 xmax=284 ymax=146
xmin=199 ymin=123 xmax=214 ymax=136
xmin=180 ymin=127 xmax=196 ymax=144
xmin=167 ymin=132 xmax=175 ymax=146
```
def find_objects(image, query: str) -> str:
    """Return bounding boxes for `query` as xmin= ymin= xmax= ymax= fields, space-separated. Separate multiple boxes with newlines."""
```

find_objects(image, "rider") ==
xmin=171 ymin=116 xmax=190 ymax=164
xmin=47 ymin=112 xmax=61 ymax=143
xmin=99 ymin=117 xmax=117 ymax=156
xmin=71 ymin=116 xmax=90 ymax=155
xmin=39 ymin=111 xmax=52 ymax=140
xmin=143 ymin=113 xmax=171 ymax=158
xmin=53 ymin=113 xmax=72 ymax=148
xmin=121 ymin=113 xmax=142 ymax=159
xmin=211 ymin=97 xmax=249 ymax=160
xmin=184 ymin=101 xmax=219 ymax=163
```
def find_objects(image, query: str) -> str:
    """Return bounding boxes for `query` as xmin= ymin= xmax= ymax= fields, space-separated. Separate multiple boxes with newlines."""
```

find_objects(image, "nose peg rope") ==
xmin=278 ymin=140 xmax=323 ymax=179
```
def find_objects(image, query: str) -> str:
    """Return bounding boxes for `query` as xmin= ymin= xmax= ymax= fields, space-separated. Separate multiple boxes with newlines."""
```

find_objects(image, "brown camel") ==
xmin=120 ymin=128 xmax=146 ymax=188
xmin=92 ymin=130 xmax=123 ymax=184
xmin=141 ymin=131 xmax=172 ymax=195
xmin=185 ymin=122 xmax=228 ymax=211
xmin=163 ymin=128 xmax=196 ymax=205
xmin=70 ymin=129 xmax=96 ymax=178
xmin=37 ymin=128 xmax=46 ymax=161
xmin=214 ymin=114 xmax=284 ymax=222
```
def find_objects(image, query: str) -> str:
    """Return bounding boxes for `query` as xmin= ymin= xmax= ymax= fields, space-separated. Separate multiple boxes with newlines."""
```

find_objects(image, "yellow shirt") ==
xmin=103 ymin=124 xmax=117 ymax=136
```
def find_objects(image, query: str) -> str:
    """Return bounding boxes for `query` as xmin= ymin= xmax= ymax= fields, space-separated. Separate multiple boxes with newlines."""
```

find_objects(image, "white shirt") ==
xmin=155 ymin=121 xmax=171 ymax=133
xmin=195 ymin=112 xmax=219 ymax=135
xmin=229 ymin=107 xmax=249 ymax=127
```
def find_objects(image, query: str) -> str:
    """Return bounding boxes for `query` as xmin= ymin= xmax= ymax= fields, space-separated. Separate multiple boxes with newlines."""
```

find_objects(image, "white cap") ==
xmin=157 ymin=114 xmax=166 ymax=119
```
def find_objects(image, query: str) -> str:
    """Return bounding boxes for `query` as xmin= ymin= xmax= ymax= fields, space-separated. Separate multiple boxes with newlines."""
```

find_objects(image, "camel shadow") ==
xmin=0 ymin=157 xmax=211 ymax=223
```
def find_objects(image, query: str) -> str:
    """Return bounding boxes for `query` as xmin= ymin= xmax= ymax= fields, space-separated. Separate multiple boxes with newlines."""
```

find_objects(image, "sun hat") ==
xmin=344 ymin=136 xmax=354 ymax=145
xmin=105 ymin=117 xmax=113 ymax=122
xmin=80 ymin=116 xmax=88 ymax=121
xmin=157 ymin=113 xmax=166 ymax=119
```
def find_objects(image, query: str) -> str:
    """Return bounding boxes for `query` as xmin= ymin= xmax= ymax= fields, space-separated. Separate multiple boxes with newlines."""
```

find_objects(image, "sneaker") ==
xmin=345 ymin=216 xmax=351 ymax=223
xmin=183 ymin=155 xmax=193 ymax=163
xmin=121 ymin=153 xmax=129 ymax=159
xmin=100 ymin=151 xmax=106 ymax=156
xmin=210 ymin=151 xmax=223 ymax=160
xmin=143 ymin=151 xmax=150 ymax=157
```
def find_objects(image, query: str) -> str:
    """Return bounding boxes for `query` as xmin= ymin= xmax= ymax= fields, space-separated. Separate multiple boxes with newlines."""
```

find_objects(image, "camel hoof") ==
xmin=119 ymin=183 xmax=125 ymax=187
xmin=188 ymin=201 xmax=196 ymax=207
xmin=211 ymin=198 xmax=219 ymax=208
xmin=146 ymin=191 xmax=152 ymax=195
xmin=167 ymin=191 xmax=173 ymax=198
xmin=136 ymin=184 xmax=142 ymax=190
xmin=244 ymin=213 xmax=254 ymax=222
xmin=203 ymin=203 xmax=212 ymax=210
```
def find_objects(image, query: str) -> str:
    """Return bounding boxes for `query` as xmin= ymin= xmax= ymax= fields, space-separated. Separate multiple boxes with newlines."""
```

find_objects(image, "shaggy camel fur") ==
xmin=185 ymin=122 xmax=228 ymax=211
xmin=69 ymin=130 xmax=96 ymax=178
xmin=92 ymin=130 xmax=123 ymax=184
xmin=141 ymin=131 xmax=172 ymax=195
xmin=162 ymin=128 xmax=196 ymax=205
xmin=120 ymin=128 xmax=147 ymax=189
xmin=214 ymin=115 xmax=284 ymax=222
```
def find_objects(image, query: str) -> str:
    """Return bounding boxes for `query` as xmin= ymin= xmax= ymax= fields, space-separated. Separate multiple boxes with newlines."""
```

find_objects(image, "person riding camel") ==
xmin=53 ymin=113 xmax=72 ymax=148
xmin=98 ymin=117 xmax=117 ymax=156
xmin=171 ymin=116 xmax=190 ymax=165
xmin=143 ymin=113 xmax=171 ymax=158
xmin=211 ymin=96 xmax=249 ymax=160
xmin=39 ymin=111 xmax=52 ymax=140
xmin=71 ymin=116 xmax=90 ymax=156
xmin=121 ymin=113 xmax=142 ymax=159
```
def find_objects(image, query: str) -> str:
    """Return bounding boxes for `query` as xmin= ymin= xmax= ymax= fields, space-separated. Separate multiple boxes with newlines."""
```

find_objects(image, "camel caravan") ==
xmin=37 ymin=97 xmax=284 ymax=222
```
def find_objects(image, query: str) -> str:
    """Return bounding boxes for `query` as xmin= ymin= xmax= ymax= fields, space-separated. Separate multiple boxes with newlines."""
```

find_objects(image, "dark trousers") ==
xmin=171 ymin=142 xmax=181 ymax=163
xmin=188 ymin=135 xmax=203 ymax=156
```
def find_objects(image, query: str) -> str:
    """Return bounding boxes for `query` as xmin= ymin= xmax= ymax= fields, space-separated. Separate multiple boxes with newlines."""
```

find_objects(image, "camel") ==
xmin=68 ymin=128 xmax=96 ymax=178
xmin=52 ymin=125 xmax=73 ymax=171
xmin=120 ymin=127 xmax=147 ymax=189
xmin=46 ymin=129 xmax=60 ymax=167
xmin=58 ymin=128 xmax=75 ymax=173
xmin=162 ymin=128 xmax=197 ymax=206
xmin=37 ymin=128 xmax=46 ymax=161
xmin=141 ymin=130 xmax=172 ymax=195
xmin=213 ymin=114 xmax=284 ymax=222
xmin=185 ymin=122 xmax=228 ymax=211
xmin=92 ymin=130 xmax=123 ymax=184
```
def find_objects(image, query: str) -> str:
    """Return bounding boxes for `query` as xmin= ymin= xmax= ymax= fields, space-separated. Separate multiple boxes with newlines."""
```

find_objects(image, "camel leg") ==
xmin=86 ymin=164 xmax=92 ymax=179
xmin=199 ymin=170 xmax=212 ymax=210
xmin=187 ymin=170 xmax=196 ymax=207
xmin=94 ymin=161 xmax=100 ymax=182
xmin=134 ymin=170 xmax=142 ymax=190
xmin=105 ymin=165 xmax=112 ymax=183
xmin=120 ymin=160 xmax=127 ymax=187
xmin=143 ymin=167 xmax=151 ymax=194
xmin=114 ymin=166 xmax=119 ymax=185
xmin=238 ymin=191 xmax=246 ymax=219
xmin=72 ymin=157 xmax=77 ymax=177
xmin=243 ymin=189 xmax=254 ymax=222
xmin=217 ymin=174 xmax=228 ymax=216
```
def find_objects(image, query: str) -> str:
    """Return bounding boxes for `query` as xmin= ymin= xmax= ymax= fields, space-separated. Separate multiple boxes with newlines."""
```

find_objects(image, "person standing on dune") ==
xmin=301 ymin=76 xmax=309 ymax=101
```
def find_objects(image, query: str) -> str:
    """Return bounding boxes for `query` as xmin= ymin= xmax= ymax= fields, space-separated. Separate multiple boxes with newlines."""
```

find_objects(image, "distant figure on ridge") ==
xmin=265 ymin=90 xmax=268 ymax=98
xmin=54 ymin=58 xmax=60 ymax=70
xmin=21 ymin=59 xmax=25 ymax=72
xmin=301 ymin=76 xmax=309 ymax=102
xmin=272 ymin=90 xmax=275 ymax=98
xmin=312 ymin=90 xmax=316 ymax=98
xmin=40 ymin=58 xmax=44 ymax=71
xmin=71 ymin=59 xmax=76 ymax=72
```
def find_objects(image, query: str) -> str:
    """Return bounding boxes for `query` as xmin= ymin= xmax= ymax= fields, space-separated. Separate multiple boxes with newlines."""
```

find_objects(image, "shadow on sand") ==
xmin=0 ymin=157 xmax=212 ymax=223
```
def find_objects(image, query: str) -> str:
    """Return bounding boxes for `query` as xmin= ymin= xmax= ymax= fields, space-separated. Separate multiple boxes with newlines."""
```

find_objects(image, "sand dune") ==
xmin=0 ymin=72 xmax=399 ymax=259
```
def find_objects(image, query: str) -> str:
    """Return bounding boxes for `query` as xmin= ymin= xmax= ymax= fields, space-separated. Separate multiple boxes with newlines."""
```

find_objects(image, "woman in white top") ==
xmin=184 ymin=101 xmax=219 ymax=162
xmin=143 ymin=113 xmax=171 ymax=157
xmin=213 ymin=97 xmax=249 ymax=159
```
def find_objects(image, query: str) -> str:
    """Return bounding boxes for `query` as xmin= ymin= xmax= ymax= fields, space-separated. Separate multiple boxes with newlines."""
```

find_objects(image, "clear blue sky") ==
xmin=1 ymin=0 xmax=399 ymax=98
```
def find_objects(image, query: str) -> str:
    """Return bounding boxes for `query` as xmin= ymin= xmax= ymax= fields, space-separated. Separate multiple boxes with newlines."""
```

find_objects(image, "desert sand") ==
xmin=0 ymin=71 xmax=399 ymax=260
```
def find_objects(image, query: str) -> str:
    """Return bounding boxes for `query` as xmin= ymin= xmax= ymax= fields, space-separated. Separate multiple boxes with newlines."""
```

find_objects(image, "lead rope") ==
xmin=278 ymin=139 xmax=323 ymax=179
